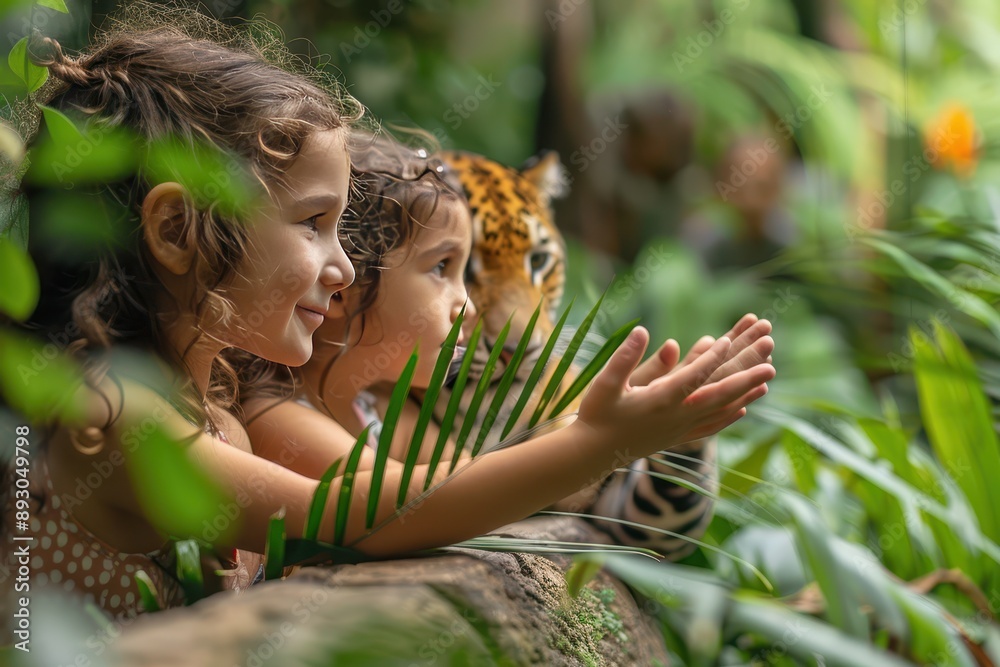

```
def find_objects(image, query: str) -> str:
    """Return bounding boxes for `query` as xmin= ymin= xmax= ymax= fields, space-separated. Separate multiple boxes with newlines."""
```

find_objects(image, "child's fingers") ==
xmin=687 ymin=408 xmax=747 ymax=442
xmin=710 ymin=335 xmax=774 ymax=382
xmin=724 ymin=319 xmax=772 ymax=361
xmin=725 ymin=313 xmax=759 ymax=341
xmin=685 ymin=363 xmax=774 ymax=410
xmin=654 ymin=336 xmax=731 ymax=399
xmin=673 ymin=335 xmax=715 ymax=372
xmin=630 ymin=338 xmax=680 ymax=387
xmin=589 ymin=326 xmax=649 ymax=400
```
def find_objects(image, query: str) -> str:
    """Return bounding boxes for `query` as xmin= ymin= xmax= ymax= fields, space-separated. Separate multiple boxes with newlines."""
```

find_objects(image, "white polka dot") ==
xmin=109 ymin=595 xmax=121 ymax=608
xmin=46 ymin=521 xmax=58 ymax=535
xmin=51 ymin=496 xmax=60 ymax=509
xmin=40 ymin=536 xmax=51 ymax=549
xmin=81 ymin=557 xmax=92 ymax=570
xmin=52 ymin=551 xmax=64 ymax=564
xmin=31 ymin=557 xmax=43 ymax=569
xmin=63 ymin=580 xmax=75 ymax=591
xmin=36 ymin=572 xmax=48 ymax=586
xmin=124 ymin=592 xmax=135 ymax=606
xmin=124 ymin=563 xmax=137 ymax=573
xmin=120 ymin=575 xmax=132 ymax=588
xmin=56 ymin=533 xmax=67 ymax=548
xmin=72 ymin=544 xmax=83 ymax=558
xmin=49 ymin=570 xmax=62 ymax=584
xmin=84 ymin=576 xmax=94 ymax=587
xmin=67 ymin=562 xmax=77 ymax=574
xmin=29 ymin=518 xmax=40 ymax=531
xmin=99 ymin=571 xmax=110 ymax=585
xmin=103 ymin=559 xmax=115 ymax=571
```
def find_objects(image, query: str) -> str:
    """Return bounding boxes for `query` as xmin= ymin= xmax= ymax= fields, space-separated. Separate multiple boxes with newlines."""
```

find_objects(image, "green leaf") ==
xmin=39 ymin=105 xmax=83 ymax=146
xmin=305 ymin=457 xmax=342 ymax=541
xmin=334 ymin=429 xmax=369 ymax=546
xmin=0 ymin=330 xmax=83 ymax=422
xmin=26 ymin=122 xmax=138 ymax=186
xmin=862 ymin=237 xmax=1000 ymax=338
xmin=470 ymin=303 xmax=540 ymax=456
xmin=144 ymin=138 xmax=255 ymax=217
xmin=174 ymin=540 xmax=204 ymax=604
xmin=784 ymin=495 xmax=869 ymax=638
xmin=423 ymin=320 xmax=482 ymax=490
xmin=125 ymin=423 xmax=231 ymax=541
xmin=264 ymin=509 xmax=286 ymax=581
xmin=499 ymin=298 xmax=574 ymax=441
xmin=452 ymin=317 xmax=509 ymax=464
xmin=8 ymin=37 xmax=47 ymax=93
xmin=0 ymin=237 xmax=39 ymax=320
xmin=134 ymin=571 xmax=162 ymax=613
xmin=37 ymin=0 xmax=70 ymax=12
xmin=913 ymin=322 xmax=1000 ymax=545
xmin=565 ymin=555 xmax=605 ymax=598
xmin=398 ymin=307 xmax=465 ymax=508
xmin=368 ymin=350 xmax=417 ymax=529
xmin=546 ymin=317 xmax=639 ymax=419
xmin=530 ymin=290 xmax=608 ymax=428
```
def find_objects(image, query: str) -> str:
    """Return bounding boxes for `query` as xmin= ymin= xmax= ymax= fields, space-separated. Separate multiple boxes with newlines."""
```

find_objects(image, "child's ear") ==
xmin=142 ymin=183 xmax=196 ymax=275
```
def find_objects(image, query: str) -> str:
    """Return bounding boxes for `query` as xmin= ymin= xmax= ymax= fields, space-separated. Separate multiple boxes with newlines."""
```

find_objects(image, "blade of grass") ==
xmin=529 ymin=290 xmax=609 ymax=428
xmin=174 ymin=539 xmax=204 ymax=604
xmin=264 ymin=508 xmax=286 ymax=581
xmin=471 ymin=306 xmax=541 ymax=456
xmin=913 ymin=322 xmax=1000 ymax=545
xmin=134 ymin=571 xmax=162 ymax=612
xmin=449 ymin=318 xmax=510 ymax=471
xmin=542 ymin=510 xmax=773 ymax=591
xmin=398 ymin=307 xmax=465 ymax=508
xmin=368 ymin=350 xmax=418 ymax=529
xmin=305 ymin=457 xmax=343 ymax=541
xmin=424 ymin=320 xmax=483 ymax=491
xmin=499 ymin=298 xmax=574 ymax=441
xmin=546 ymin=318 xmax=639 ymax=419
xmin=334 ymin=428 xmax=370 ymax=546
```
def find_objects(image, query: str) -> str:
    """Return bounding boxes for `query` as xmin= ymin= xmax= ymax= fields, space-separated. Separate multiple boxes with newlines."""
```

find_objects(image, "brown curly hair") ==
xmin=18 ymin=2 xmax=365 ymax=435
xmin=233 ymin=129 xmax=469 ymax=418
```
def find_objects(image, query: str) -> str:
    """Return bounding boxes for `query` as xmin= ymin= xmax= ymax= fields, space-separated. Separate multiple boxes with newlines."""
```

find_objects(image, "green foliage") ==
xmin=0 ymin=237 xmax=38 ymax=320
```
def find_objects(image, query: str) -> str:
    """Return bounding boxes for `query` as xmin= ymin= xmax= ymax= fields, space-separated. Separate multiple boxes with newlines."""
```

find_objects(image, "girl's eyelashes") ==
xmin=298 ymin=215 xmax=321 ymax=233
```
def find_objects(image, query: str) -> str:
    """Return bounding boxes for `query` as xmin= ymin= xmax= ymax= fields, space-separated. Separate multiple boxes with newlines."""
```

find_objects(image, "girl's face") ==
xmin=337 ymin=197 xmax=476 ymax=388
xmin=225 ymin=129 xmax=355 ymax=366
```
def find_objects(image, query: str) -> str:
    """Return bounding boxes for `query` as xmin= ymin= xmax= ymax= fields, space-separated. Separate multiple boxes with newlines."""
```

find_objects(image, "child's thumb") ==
xmin=591 ymin=326 xmax=649 ymax=398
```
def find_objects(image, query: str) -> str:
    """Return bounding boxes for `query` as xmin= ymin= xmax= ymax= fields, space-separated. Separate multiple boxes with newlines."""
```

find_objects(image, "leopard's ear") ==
xmin=519 ymin=150 xmax=568 ymax=206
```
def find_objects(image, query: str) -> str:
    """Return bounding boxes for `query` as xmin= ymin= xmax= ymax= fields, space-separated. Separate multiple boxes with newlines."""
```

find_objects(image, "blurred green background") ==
xmin=4 ymin=0 xmax=1000 ymax=664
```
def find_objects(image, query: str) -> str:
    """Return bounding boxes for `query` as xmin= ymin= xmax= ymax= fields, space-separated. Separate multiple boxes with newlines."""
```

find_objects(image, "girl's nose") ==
xmin=321 ymin=243 xmax=355 ymax=292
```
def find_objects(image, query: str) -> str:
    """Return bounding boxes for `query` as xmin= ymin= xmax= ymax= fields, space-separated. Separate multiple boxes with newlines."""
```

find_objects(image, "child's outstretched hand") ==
xmin=576 ymin=326 xmax=774 ymax=457
xmin=630 ymin=314 xmax=773 ymax=388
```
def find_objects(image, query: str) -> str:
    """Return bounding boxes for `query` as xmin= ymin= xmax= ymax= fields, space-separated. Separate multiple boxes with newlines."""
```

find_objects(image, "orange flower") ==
xmin=924 ymin=103 xmax=979 ymax=177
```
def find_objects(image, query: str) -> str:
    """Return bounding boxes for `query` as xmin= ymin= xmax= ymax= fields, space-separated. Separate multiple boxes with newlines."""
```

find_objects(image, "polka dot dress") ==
xmin=1 ymin=451 xmax=186 ymax=619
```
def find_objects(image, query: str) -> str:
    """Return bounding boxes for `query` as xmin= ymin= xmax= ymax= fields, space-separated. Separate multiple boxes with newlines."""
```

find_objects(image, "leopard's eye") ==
xmin=530 ymin=252 xmax=549 ymax=273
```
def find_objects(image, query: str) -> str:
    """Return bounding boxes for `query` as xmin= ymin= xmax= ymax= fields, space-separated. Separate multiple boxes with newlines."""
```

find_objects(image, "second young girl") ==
xmin=243 ymin=132 xmax=776 ymax=552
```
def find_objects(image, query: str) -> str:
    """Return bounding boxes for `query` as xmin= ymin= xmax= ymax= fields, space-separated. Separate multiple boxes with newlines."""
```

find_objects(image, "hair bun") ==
xmin=30 ymin=34 xmax=96 ymax=88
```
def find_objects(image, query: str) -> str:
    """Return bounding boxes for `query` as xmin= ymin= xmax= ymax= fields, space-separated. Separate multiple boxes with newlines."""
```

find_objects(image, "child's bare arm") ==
xmin=70 ymin=328 xmax=770 ymax=559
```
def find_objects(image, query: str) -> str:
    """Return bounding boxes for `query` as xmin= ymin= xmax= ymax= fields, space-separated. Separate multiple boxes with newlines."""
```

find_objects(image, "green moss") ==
xmin=549 ymin=586 xmax=630 ymax=666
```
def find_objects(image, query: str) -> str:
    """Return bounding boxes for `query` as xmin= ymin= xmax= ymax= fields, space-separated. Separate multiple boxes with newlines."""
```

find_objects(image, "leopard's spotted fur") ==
xmin=440 ymin=150 xmax=719 ymax=560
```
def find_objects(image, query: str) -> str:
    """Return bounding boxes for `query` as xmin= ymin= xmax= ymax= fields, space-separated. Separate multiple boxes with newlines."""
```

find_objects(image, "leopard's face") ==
xmin=440 ymin=150 xmax=567 ymax=379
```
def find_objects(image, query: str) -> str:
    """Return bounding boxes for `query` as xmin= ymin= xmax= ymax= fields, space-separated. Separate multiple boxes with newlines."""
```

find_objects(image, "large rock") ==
xmin=109 ymin=517 xmax=670 ymax=666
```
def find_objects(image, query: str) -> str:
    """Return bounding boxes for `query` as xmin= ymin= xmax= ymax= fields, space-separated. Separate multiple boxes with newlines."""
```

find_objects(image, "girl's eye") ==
xmin=299 ymin=215 xmax=321 ymax=233
xmin=434 ymin=260 xmax=448 ymax=275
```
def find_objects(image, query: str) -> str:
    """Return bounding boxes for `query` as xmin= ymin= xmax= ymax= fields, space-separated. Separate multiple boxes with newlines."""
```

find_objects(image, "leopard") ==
xmin=438 ymin=149 xmax=719 ymax=560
